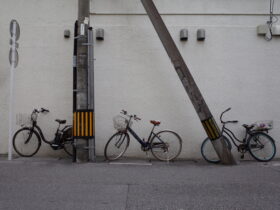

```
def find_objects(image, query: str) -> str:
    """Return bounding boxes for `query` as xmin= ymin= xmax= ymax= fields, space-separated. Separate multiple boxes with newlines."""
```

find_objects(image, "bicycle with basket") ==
xmin=104 ymin=110 xmax=182 ymax=161
xmin=201 ymin=108 xmax=276 ymax=163
xmin=13 ymin=108 xmax=73 ymax=157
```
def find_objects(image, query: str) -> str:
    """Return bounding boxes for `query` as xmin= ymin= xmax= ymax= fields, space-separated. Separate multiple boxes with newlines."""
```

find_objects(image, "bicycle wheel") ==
xmin=13 ymin=128 xmax=41 ymax=157
xmin=201 ymin=136 xmax=231 ymax=164
xmin=104 ymin=132 xmax=130 ymax=161
xmin=61 ymin=127 xmax=73 ymax=156
xmin=248 ymin=132 xmax=276 ymax=162
xmin=151 ymin=130 xmax=182 ymax=161
xmin=63 ymin=140 xmax=73 ymax=157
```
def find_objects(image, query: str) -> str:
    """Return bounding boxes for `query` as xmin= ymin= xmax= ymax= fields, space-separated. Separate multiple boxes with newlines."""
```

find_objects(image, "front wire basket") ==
xmin=16 ymin=113 xmax=32 ymax=127
xmin=113 ymin=115 xmax=132 ymax=132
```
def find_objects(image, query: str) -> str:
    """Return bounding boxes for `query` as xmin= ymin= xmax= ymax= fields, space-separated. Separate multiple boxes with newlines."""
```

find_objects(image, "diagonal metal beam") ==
xmin=141 ymin=0 xmax=236 ymax=164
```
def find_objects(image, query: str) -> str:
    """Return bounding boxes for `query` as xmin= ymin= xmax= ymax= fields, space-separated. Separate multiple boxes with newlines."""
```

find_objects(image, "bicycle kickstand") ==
xmin=145 ymin=151 xmax=152 ymax=163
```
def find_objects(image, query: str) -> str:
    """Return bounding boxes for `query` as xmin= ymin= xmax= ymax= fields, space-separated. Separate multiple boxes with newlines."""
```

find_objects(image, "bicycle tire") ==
xmin=104 ymin=132 xmax=130 ymax=161
xmin=150 ymin=130 xmax=182 ymax=161
xmin=201 ymin=136 xmax=231 ymax=164
xmin=13 ymin=127 xmax=41 ymax=157
xmin=248 ymin=132 xmax=276 ymax=162
xmin=63 ymin=140 xmax=73 ymax=157
xmin=62 ymin=127 xmax=73 ymax=157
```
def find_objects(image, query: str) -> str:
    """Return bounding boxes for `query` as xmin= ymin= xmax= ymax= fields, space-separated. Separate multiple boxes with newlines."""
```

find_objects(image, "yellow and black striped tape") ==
xmin=73 ymin=110 xmax=94 ymax=138
xmin=202 ymin=117 xmax=221 ymax=140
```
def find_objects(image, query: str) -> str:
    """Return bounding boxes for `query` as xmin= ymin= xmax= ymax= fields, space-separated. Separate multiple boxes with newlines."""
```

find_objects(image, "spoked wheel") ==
xmin=248 ymin=132 xmax=276 ymax=162
xmin=61 ymin=127 xmax=73 ymax=157
xmin=151 ymin=130 xmax=182 ymax=161
xmin=63 ymin=140 xmax=73 ymax=157
xmin=104 ymin=132 xmax=130 ymax=161
xmin=201 ymin=136 xmax=231 ymax=164
xmin=13 ymin=128 xmax=41 ymax=157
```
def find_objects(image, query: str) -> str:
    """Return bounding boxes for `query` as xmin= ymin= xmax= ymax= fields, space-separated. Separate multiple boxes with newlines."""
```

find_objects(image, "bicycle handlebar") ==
xmin=33 ymin=108 xmax=50 ymax=114
xmin=220 ymin=108 xmax=238 ymax=124
xmin=121 ymin=110 xmax=141 ymax=121
xmin=30 ymin=108 xmax=49 ymax=123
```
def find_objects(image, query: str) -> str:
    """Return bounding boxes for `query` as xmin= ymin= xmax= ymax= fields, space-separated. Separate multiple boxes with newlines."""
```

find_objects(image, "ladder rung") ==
xmin=73 ymin=89 xmax=87 ymax=92
xmin=82 ymin=43 xmax=93 ymax=46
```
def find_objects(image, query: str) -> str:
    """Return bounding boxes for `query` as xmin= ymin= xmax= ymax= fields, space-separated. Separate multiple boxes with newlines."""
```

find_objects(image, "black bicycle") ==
xmin=104 ymin=110 xmax=182 ymax=161
xmin=201 ymin=108 xmax=276 ymax=163
xmin=13 ymin=108 xmax=73 ymax=157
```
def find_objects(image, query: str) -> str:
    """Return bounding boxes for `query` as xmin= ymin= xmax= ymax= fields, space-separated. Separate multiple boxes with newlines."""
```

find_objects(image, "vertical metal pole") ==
xmin=88 ymin=27 xmax=96 ymax=161
xmin=73 ymin=20 xmax=78 ymax=162
xmin=8 ymin=22 xmax=17 ymax=160
xmin=141 ymin=0 xmax=236 ymax=164
xmin=75 ymin=0 xmax=90 ymax=161
xmin=77 ymin=0 xmax=89 ymax=110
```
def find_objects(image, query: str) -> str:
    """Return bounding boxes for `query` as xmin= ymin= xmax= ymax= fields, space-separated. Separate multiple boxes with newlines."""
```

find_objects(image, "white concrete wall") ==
xmin=0 ymin=0 xmax=280 ymax=160
xmin=91 ymin=0 xmax=280 ymax=159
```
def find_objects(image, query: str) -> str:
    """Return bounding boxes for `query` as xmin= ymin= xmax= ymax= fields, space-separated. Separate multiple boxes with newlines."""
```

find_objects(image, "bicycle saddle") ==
xmin=55 ymin=119 xmax=66 ymax=124
xmin=242 ymin=124 xmax=254 ymax=130
xmin=150 ymin=120 xmax=161 ymax=126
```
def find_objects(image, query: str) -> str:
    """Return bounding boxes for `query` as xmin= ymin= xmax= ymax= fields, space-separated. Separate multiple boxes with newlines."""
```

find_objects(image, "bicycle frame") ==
xmin=222 ymin=125 xmax=247 ymax=148
xmin=220 ymin=108 xmax=261 ymax=149
xmin=123 ymin=114 xmax=163 ymax=149
xmin=127 ymin=127 xmax=148 ymax=147
xmin=116 ymin=110 xmax=170 ymax=153
xmin=29 ymin=121 xmax=54 ymax=145
xmin=30 ymin=119 xmax=71 ymax=145
xmin=127 ymin=126 xmax=159 ymax=148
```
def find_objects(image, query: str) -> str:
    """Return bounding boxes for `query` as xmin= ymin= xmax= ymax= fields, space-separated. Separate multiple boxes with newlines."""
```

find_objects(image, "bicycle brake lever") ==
xmin=134 ymin=115 xmax=141 ymax=121
xmin=121 ymin=110 xmax=127 ymax=115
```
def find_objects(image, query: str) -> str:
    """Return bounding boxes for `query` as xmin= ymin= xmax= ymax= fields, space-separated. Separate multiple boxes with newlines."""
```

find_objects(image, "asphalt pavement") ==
xmin=0 ymin=156 xmax=280 ymax=210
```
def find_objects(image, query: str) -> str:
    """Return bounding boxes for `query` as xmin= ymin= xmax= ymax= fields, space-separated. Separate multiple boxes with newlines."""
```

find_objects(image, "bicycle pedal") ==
xmin=51 ymin=144 xmax=62 ymax=150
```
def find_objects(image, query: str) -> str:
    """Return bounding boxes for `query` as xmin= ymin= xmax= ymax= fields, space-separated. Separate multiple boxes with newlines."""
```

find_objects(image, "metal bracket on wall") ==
xmin=74 ymin=35 xmax=86 ymax=40
xmin=257 ymin=24 xmax=280 ymax=35
xmin=82 ymin=43 xmax=93 ymax=46
xmin=73 ymin=89 xmax=87 ymax=93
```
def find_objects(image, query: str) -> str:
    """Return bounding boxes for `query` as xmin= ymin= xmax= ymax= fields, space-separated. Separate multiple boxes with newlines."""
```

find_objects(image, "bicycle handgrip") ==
xmin=226 ymin=120 xmax=238 ymax=124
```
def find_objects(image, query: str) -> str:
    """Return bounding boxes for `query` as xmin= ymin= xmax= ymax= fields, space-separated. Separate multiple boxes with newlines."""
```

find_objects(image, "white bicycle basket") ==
xmin=16 ymin=113 xmax=32 ymax=126
xmin=113 ymin=115 xmax=132 ymax=131
xmin=252 ymin=120 xmax=273 ymax=131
